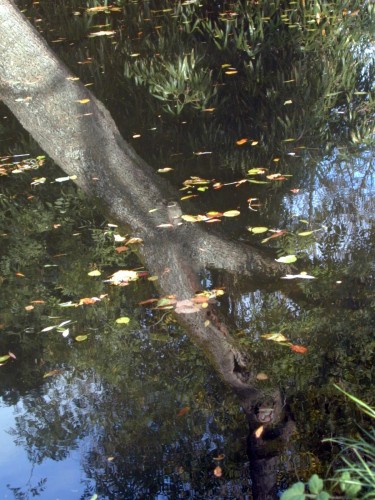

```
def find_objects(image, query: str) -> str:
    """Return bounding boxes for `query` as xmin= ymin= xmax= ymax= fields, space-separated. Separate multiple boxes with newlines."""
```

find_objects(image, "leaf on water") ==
xmin=256 ymin=372 xmax=268 ymax=381
xmin=282 ymin=273 xmax=315 ymax=280
xmin=139 ymin=298 xmax=159 ymax=305
xmin=115 ymin=246 xmax=128 ymax=253
xmin=41 ymin=325 xmax=57 ymax=332
xmin=107 ymin=270 xmax=139 ymax=285
xmin=8 ymin=352 xmax=16 ymax=360
xmin=177 ymin=406 xmax=190 ymax=417
xmin=148 ymin=275 xmax=158 ymax=281
xmin=284 ymin=100 xmax=293 ymax=105
xmin=114 ymin=234 xmax=126 ymax=242
xmin=248 ymin=168 xmax=266 ymax=175
xmin=249 ymin=227 xmax=268 ymax=234
xmin=249 ymin=179 xmax=269 ymax=184
xmin=204 ymin=320 xmax=210 ymax=327
xmin=90 ymin=495 xmax=98 ymax=500
xmin=75 ymin=335 xmax=88 ymax=342
xmin=79 ymin=297 xmax=99 ymax=305
xmin=126 ymin=237 xmax=143 ymax=244
xmin=261 ymin=230 xmax=286 ymax=243
xmin=88 ymin=270 xmax=101 ymax=276
xmin=157 ymin=223 xmax=174 ymax=228
xmin=290 ymin=345 xmax=307 ymax=354
xmin=262 ymin=333 xmax=289 ymax=342
xmin=180 ymin=194 xmax=198 ymax=200
xmin=299 ymin=219 xmax=309 ymax=224
xmin=31 ymin=177 xmax=46 ymax=185
xmin=255 ymin=425 xmax=264 ymax=438
xmin=236 ymin=138 xmax=248 ymax=145
xmin=61 ymin=328 xmax=70 ymax=337
xmin=206 ymin=211 xmax=223 ymax=218
xmin=156 ymin=297 xmax=177 ymax=308
xmin=213 ymin=466 xmax=223 ymax=477
xmin=175 ymin=299 xmax=200 ymax=314
xmin=55 ymin=176 xmax=71 ymax=182
xmin=181 ymin=214 xmax=198 ymax=222
xmin=275 ymin=255 xmax=297 ymax=263
xmin=116 ymin=317 xmax=130 ymax=324
xmin=298 ymin=231 xmax=314 ymax=236
xmin=222 ymin=210 xmax=240 ymax=217
xmin=157 ymin=167 xmax=173 ymax=173
xmin=88 ymin=30 xmax=116 ymax=37
xmin=0 ymin=354 xmax=11 ymax=363
xmin=251 ymin=140 xmax=259 ymax=146
xmin=43 ymin=369 xmax=63 ymax=378
xmin=76 ymin=99 xmax=90 ymax=104
xmin=25 ymin=305 xmax=34 ymax=311
xmin=266 ymin=173 xmax=287 ymax=181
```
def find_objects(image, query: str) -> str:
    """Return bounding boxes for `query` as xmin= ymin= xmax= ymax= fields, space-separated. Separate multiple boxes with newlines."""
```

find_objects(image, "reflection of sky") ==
xmin=0 ymin=400 xmax=95 ymax=499
xmin=282 ymin=148 xmax=374 ymax=262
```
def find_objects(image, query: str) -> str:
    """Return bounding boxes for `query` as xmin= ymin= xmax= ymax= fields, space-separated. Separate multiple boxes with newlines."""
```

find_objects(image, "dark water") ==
xmin=0 ymin=1 xmax=374 ymax=498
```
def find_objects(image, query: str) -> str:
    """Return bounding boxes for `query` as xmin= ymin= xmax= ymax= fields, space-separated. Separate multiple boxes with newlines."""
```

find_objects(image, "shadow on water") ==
xmin=0 ymin=0 xmax=374 ymax=498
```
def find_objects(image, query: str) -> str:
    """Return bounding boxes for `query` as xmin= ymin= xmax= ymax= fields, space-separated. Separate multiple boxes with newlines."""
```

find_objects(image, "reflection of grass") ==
xmin=281 ymin=386 xmax=375 ymax=499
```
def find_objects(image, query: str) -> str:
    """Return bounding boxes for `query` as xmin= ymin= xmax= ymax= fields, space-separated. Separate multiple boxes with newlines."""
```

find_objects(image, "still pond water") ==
xmin=0 ymin=1 xmax=374 ymax=498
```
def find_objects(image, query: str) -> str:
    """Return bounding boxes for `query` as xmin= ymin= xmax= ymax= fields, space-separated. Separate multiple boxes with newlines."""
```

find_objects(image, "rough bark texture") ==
xmin=0 ymin=3 xmax=295 ymax=496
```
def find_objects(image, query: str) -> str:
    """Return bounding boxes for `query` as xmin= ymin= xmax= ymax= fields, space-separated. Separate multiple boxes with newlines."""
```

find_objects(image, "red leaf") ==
xmin=115 ymin=246 xmax=129 ymax=253
xmin=290 ymin=344 xmax=307 ymax=354
xmin=177 ymin=406 xmax=190 ymax=417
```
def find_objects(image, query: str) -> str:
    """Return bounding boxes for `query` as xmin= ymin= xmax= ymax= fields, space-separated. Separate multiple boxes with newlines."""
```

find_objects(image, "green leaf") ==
xmin=308 ymin=474 xmax=323 ymax=494
xmin=281 ymin=482 xmax=306 ymax=500
xmin=298 ymin=231 xmax=314 ymax=237
xmin=75 ymin=335 xmax=88 ymax=342
xmin=316 ymin=492 xmax=329 ymax=500
xmin=249 ymin=179 xmax=269 ymax=184
xmin=275 ymin=255 xmax=297 ymax=263
xmin=0 ymin=354 xmax=10 ymax=363
xmin=115 ymin=317 xmax=130 ymax=324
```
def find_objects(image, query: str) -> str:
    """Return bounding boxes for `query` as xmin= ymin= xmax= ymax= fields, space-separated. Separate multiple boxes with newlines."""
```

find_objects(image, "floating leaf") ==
xmin=223 ymin=210 xmax=240 ymax=217
xmin=158 ymin=167 xmax=173 ymax=173
xmin=181 ymin=214 xmax=198 ymax=222
xmin=126 ymin=237 xmax=143 ymax=244
xmin=249 ymin=227 xmax=268 ymax=234
xmin=262 ymin=333 xmax=288 ymax=342
xmin=79 ymin=297 xmax=98 ymax=305
xmin=0 ymin=354 xmax=10 ymax=363
xmin=298 ymin=231 xmax=314 ymax=236
xmin=256 ymin=372 xmax=269 ymax=381
xmin=75 ymin=335 xmax=88 ymax=342
xmin=213 ymin=466 xmax=222 ymax=477
xmin=249 ymin=179 xmax=269 ymax=184
xmin=255 ymin=425 xmax=264 ymax=438
xmin=107 ymin=270 xmax=139 ymax=285
xmin=139 ymin=298 xmax=159 ymax=305
xmin=248 ymin=168 xmax=266 ymax=175
xmin=88 ymin=30 xmax=116 ymax=37
xmin=157 ymin=223 xmax=173 ymax=228
xmin=115 ymin=246 xmax=128 ymax=253
xmin=43 ymin=369 xmax=63 ymax=378
xmin=282 ymin=273 xmax=315 ymax=280
xmin=275 ymin=255 xmax=297 ymax=264
xmin=290 ymin=345 xmax=307 ymax=354
xmin=177 ymin=406 xmax=190 ymax=417
xmin=236 ymin=138 xmax=248 ymax=145
xmin=88 ymin=270 xmax=101 ymax=276
xmin=261 ymin=230 xmax=286 ymax=243
xmin=175 ymin=299 xmax=200 ymax=314
xmin=251 ymin=140 xmax=259 ymax=146
xmin=76 ymin=98 xmax=90 ymax=104
xmin=116 ymin=317 xmax=130 ymax=324
xmin=25 ymin=305 xmax=34 ymax=311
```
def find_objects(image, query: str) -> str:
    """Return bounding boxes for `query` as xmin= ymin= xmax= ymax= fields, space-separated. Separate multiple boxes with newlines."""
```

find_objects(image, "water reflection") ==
xmin=1 ymin=0 xmax=374 ymax=497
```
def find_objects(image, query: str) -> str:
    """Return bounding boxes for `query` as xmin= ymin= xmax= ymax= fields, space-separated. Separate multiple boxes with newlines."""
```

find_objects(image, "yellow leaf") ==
xmin=76 ymin=99 xmax=90 ymax=104
xmin=223 ymin=210 xmax=240 ymax=217
xmin=255 ymin=425 xmax=264 ymax=438
xmin=75 ymin=335 xmax=88 ymax=342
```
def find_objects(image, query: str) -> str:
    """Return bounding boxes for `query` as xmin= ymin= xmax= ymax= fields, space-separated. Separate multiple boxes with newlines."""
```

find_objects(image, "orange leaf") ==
xmin=177 ymin=406 xmax=190 ymax=417
xmin=115 ymin=246 xmax=129 ymax=253
xmin=138 ymin=298 xmax=159 ymax=305
xmin=79 ymin=297 xmax=97 ymax=305
xmin=213 ymin=466 xmax=223 ymax=477
xmin=290 ymin=344 xmax=308 ymax=354
xmin=255 ymin=425 xmax=264 ymax=438
xmin=236 ymin=138 xmax=248 ymax=146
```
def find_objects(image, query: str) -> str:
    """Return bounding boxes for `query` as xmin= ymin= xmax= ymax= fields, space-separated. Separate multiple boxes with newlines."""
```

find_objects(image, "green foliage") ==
xmin=282 ymin=391 xmax=375 ymax=499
